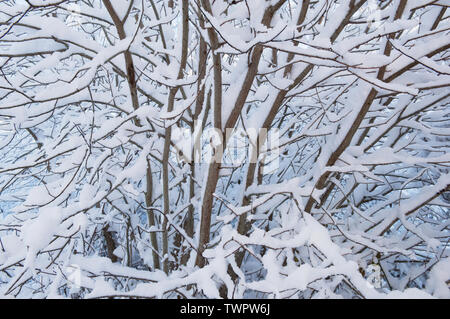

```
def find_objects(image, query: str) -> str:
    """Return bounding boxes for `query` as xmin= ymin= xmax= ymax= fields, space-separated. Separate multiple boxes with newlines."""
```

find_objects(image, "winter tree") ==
xmin=0 ymin=0 xmax=449 ymax=298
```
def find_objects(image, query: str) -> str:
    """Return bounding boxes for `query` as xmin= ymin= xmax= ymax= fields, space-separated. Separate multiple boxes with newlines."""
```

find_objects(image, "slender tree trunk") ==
xmin=162 ymin=0 xmax=190 ymax=273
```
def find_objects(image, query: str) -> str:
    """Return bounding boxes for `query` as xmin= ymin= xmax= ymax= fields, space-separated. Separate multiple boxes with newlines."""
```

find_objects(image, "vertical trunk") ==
xmin=195 ymin=0 xmax=224 ymax=268
xmin=194 ymin=45 xmax=223 ymax=267
xmin=161 ymin=0 xmax=190 ymax=273
xmin=182 ymin=13 xmax=209 ymax=265
xmin=146 ymin=162 xmax=160 ymax=270
xmin=195 ymin=2 xmax=284 ymax=267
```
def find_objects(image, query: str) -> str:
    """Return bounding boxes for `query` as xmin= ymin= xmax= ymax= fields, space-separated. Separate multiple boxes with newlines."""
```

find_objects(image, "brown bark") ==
xmin=161 ymin=0 xmax=190 ymax=274
xmin=195 ymin=1 xmax=285 ymax=267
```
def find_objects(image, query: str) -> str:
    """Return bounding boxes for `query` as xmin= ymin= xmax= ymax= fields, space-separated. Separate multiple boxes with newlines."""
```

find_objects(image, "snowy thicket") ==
xmin=0 ymin=0 xmax=449 ymax=299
